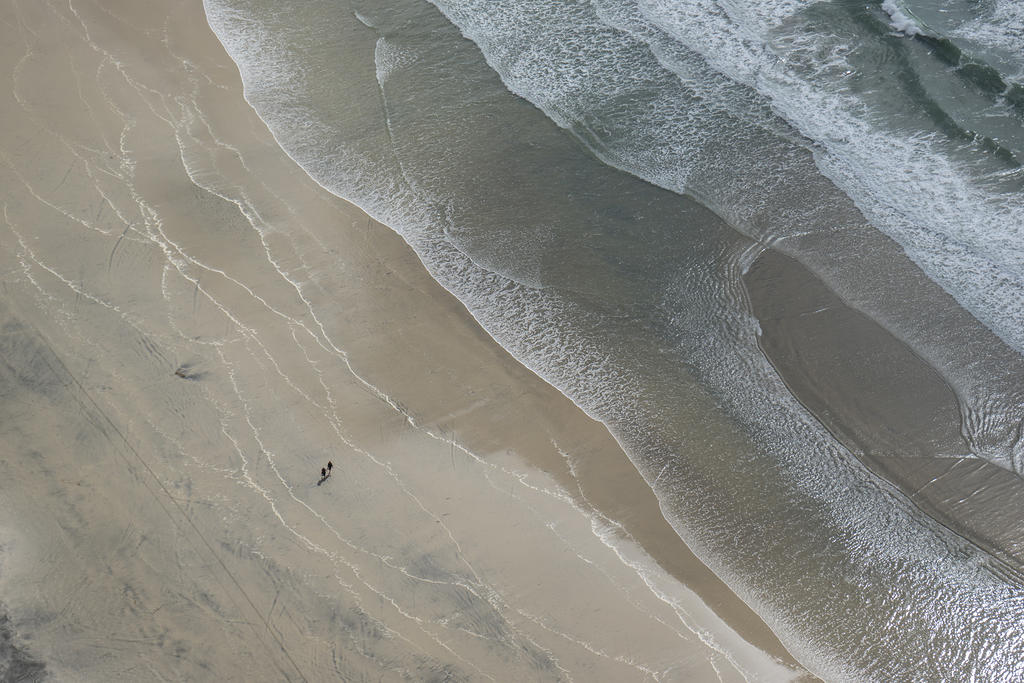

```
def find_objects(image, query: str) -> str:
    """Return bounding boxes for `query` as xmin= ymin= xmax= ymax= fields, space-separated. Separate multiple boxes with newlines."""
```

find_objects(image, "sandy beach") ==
xmin=0 ymin=0 xmax=814 ymax=680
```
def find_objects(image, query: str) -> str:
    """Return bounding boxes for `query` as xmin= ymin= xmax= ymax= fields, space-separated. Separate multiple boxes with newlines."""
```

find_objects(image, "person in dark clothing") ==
xmin=327 ymin=461 xmax=333 ymax=475
xmin=321 ymin=467 xmax=327 ymax=480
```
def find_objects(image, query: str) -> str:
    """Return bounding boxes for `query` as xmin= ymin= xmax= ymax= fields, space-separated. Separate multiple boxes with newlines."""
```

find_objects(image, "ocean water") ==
xmin=204 ymin=0 xmax=1024 ymax=679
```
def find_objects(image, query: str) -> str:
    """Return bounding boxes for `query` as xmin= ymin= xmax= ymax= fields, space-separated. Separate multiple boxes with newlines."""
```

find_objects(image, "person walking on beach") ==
xmin=321 ymin=467 xmax=327 ymax=480
xmin=327 ymin=460 xmax=333 ymax=476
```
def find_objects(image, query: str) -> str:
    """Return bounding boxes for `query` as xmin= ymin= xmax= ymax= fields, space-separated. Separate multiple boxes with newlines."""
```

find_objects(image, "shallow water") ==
xmin=205 ymin=0 xmax=1024 ymax=678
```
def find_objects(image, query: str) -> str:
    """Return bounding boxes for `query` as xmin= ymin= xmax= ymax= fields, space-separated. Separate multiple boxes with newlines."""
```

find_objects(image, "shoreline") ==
xmin=0 ymin=0 xmax=809 ymax=679
xmin=202 ymin=0 xmax=811 ymax=666
xmin=203 ymin=0 xmax=815 ymax=671
xmin=199 ymin=0 xmax=815 ymax=672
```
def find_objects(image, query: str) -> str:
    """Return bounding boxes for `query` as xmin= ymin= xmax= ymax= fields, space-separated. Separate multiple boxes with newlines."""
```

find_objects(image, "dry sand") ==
xmin=0 ymin=0 xmax=811 ymax=680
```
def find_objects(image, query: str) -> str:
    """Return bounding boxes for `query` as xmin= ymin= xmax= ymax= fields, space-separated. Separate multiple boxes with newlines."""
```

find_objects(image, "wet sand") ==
xmin=0 ymin=0 xmax=810 ymax=680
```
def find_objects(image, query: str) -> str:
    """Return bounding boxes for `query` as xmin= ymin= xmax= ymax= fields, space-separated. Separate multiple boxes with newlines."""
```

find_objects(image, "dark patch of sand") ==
xmin=746 ymin=248 xmax=967 ymax=459
xmin=746 ymin=248 xmax=1024 ymax=579
xmin=0 ymin=612 xmax=47 ymax=682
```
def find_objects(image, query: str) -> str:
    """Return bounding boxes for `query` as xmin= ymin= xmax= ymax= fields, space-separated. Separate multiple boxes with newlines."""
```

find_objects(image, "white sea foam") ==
xmin=375 ymin=39 xmax=417 ymax=83
xmin=953 ymin=0 xmax=1024 ymax=81
xmin=628 ymin=0 xmax=1024 ymax=359
xmin=881 ymin=0 xmax=922 ymax=36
